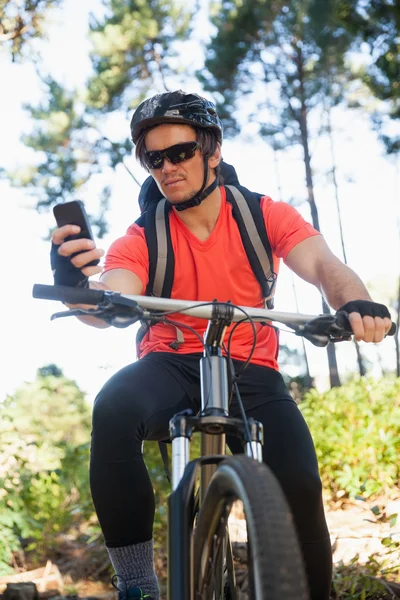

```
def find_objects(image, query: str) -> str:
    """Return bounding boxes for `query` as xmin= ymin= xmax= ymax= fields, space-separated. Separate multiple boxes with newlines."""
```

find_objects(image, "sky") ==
xmin=1 ymin=0 xmax=399 ymax=403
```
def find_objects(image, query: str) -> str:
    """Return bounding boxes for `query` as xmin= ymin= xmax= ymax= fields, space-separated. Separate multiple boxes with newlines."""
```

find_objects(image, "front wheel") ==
xmin=193 ymin=455 xmax=309 ymax=599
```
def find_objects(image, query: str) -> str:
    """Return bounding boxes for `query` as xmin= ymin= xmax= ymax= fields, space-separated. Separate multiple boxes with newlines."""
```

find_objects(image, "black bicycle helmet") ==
xmin=130 ymin=90 xmax=223 ymax=145
xmin=130 ymin=91 xmax=223 ymax=211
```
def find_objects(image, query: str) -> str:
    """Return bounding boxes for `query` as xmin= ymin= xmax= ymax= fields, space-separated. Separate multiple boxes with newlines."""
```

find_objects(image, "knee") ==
xmin=91 ymin=382 xmax=146 ymax=460
xmin=93 ymin=377 xmax=143 ymax=429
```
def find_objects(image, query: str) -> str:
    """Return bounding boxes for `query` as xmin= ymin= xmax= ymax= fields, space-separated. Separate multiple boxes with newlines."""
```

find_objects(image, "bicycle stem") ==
xmin=171 ymin=306 xmax=264 ymax=496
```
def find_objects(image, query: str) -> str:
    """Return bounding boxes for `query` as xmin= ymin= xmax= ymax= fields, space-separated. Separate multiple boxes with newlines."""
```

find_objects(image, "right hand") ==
xmin=52 ymin=224 xmax=104 ymax=282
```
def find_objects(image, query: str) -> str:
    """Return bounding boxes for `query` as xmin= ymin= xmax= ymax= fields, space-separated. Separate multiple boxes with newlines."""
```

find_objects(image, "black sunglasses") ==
xmin=144 ymin=141 xmax=198 ymax=170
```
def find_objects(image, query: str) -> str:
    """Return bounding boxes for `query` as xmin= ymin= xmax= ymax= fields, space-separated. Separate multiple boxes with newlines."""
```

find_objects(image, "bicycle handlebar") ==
xmin=32 ymin=284 xmax=397 ymax=347
xmin=33 ymin=283 xmax=106 ymax=306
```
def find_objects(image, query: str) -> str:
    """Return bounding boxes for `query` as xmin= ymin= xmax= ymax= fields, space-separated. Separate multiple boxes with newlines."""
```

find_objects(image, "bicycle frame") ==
xmin=167 ymin=302 xmax=264 ymax=600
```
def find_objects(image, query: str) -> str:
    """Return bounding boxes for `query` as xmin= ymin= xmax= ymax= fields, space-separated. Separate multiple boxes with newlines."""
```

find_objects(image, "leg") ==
xmin=90 ymin=353 xmax=198 ymax=597
xmin=227 ymin=365 xmax=332 ymax=600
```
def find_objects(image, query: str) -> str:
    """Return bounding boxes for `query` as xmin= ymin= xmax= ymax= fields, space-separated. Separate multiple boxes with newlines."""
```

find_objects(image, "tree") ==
xmin=271 ymin=149 xmax=314 ymax=386
xmin=324 ymin=102 xmax=368 ymax=377
xmin=0 ymin=366 xmax=93 ymax=569
xmin=5 ymin=0 xmax=195 ymax=225
xmin=86 ymin=0 xmax=194 ymax=112
xmin=339 ymin=0 xmax=400 ymax=155
xmin=0 ymin=0 xmax=62 ymax=61
xmin=330 ymin=0 xmax=400 ymax=371
xmin=1 ymin=364 xmax=91 ymax=446
xmin=7 ymin=76 xmax=132 ymax=233
xmin=37 ymin=362 xmax=63 ymax=378
xmin=201 ymin=0 xmax=356 ymax=386
xmin=0 ymin=365 xmax=171 ymax=574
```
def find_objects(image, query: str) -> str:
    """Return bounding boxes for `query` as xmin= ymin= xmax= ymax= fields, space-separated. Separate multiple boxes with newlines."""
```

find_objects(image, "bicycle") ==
xmin=32 ymin=284 xmax=396 ymax=600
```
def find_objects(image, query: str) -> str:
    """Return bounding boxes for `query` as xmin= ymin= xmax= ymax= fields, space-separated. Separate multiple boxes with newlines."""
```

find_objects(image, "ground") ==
xmin=1 ymin=497 xmax=399 ymax=600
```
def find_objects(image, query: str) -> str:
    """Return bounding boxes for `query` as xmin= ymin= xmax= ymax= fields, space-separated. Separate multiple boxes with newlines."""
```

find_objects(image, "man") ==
xmin=51 ymin=90 xmax=392 ymax=600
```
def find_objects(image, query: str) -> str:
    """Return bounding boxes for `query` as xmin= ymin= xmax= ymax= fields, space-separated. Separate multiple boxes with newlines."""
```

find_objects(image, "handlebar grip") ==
xmin=32 ymin=284 xmax=105 ymax=305
xmin=336 ymin=311 xmax=397 ymax=337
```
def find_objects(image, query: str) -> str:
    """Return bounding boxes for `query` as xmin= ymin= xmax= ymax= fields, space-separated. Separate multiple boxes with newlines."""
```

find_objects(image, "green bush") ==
xmin=0 ymin=368 xmax=93 ymax=573
xmin=300 ymin=376 xmax=400 ymax=501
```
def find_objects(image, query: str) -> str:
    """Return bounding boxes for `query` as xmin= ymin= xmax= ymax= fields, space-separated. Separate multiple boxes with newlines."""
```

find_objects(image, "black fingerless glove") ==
xmin=337 ymin=300 xmax=391 ymax=320
xmin=50 ymin=242 xmax=89 ymax=287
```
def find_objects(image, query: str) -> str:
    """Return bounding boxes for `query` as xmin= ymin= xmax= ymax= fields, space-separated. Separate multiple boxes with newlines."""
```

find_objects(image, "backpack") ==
xmin=135 ymin=166 xmax=277 ymax=354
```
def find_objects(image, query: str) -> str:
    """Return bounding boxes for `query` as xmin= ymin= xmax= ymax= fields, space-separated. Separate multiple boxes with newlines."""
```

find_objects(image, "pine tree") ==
xmin=6 ymin=0 xmax=195 ymax=227
xmin=201 ymin=0 xmax=356 ymax=386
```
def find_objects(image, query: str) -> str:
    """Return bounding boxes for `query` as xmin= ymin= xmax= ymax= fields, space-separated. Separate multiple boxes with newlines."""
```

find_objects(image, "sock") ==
xmin=107 ymin=539 xmax=159 ymax=599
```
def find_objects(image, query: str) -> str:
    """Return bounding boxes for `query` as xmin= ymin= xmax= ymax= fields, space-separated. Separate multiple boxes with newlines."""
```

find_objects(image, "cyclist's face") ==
xmin=145 ymin=124 xmax=217 ymax=205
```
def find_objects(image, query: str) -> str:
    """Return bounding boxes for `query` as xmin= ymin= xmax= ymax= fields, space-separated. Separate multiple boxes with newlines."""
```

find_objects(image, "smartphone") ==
xmin=53 ymin=200 xmax=100 ymax=266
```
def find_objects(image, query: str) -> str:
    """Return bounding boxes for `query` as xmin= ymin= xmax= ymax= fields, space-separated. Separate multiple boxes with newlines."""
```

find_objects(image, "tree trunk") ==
xmin=355 ymin=340 xmax=367 ymax=377
xmin=296 ymin=47 xmax=340 ymax=387
xmin=396 ymin=275 xmax=400 ymax=377
xmin=273 ymin=144 xmax=313 ymax=388
xmin=272 ymin=143 xmax=284 ymax=203
xmin=326 ymin=105 xmax=347 ymax=263
xmin=326 ymin=105 xmax=367 ymax=378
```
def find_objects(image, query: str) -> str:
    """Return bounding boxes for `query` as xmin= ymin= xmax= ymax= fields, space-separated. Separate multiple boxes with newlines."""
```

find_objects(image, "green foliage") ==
xmin=300 ymin=376 xmax=400 ymax=501
xmin=7 ymin=75 xmax=128 ymax=229
xmin=202 ymin=0 xmax=354 ymax=139
xmin=332 ymin=551 xmax=400 ymax=599
xmin=0 ymin=363 xmax=199 ymax=575
xmin=6 ymin=0 xmax=196 ymax=215
xmin=204 ymin=0 xmax=400 ymax=157
xmin=0 ymin=366 xmax=93 ymax=572
xmin=0 ymin=0 xmax=62 ymax=61
xmin=332 ymin=0 xmax=400 ymax=154
xmin=3 ymin=366 xmax=91 ymax=445
xmin=87 ymin=0 xmax=194 ymax=112
xmin=10 ymin=76 xmax=111 ymax=223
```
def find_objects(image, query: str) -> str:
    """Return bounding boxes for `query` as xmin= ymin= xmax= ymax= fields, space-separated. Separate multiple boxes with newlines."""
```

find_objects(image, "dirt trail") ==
xmin=326 ymin=497 xmax=400 ymax=567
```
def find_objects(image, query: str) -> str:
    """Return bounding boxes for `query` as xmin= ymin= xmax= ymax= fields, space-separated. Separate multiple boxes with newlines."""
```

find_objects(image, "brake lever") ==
xmin=296 ymin=331 xmax=330 ymax=347
xmin=295 ymin=314 xmax=353 ymax=347
xmin=50 ymin=294 xmax=145 ymax=328
xmin=330 ymin=311 xmax=353 ymax=340
xmin=51 ymin=308 xmax=86 ymax=321
xmin=100 ymin=295 xmax=145 ymax=328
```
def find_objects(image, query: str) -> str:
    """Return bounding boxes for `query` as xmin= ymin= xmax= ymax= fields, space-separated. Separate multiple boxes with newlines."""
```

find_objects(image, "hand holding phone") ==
xmin=53 ymin=200 xmax=100 ymax=267
xmin=51 ymin=200 xmax=102 ymax=287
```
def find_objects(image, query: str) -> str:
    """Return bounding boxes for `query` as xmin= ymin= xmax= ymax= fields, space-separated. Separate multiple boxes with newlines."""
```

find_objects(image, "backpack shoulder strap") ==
xmin=135 ymin=198 xmax=184 ymax=356
xmin=225 ymin=184 xmax=277 ymax=308
xmin=142 ymin=198 xmax=175 ymax=298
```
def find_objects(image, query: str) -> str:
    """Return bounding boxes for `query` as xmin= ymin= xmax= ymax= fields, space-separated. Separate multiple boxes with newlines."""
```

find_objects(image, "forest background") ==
xmin=0 ymin=1 xmax=399 ymax=599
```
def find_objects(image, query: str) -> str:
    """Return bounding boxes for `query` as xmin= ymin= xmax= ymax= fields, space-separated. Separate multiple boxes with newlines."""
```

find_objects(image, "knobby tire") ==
xmin=193 ymin=455 xmax=309 ymax=600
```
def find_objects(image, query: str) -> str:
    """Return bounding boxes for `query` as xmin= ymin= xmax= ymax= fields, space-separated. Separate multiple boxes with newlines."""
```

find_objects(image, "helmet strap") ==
xmin=173 ymin=156 xmax=219 ymax=212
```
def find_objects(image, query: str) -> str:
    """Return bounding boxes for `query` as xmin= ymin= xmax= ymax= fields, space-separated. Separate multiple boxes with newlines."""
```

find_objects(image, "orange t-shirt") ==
xmin=103 ymin=188 xmax=319 ymax=370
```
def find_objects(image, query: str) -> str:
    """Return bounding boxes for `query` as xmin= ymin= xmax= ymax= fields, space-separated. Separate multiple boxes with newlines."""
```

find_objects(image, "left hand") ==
xmin=337 ymin=300 xmax=392 ymax=343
